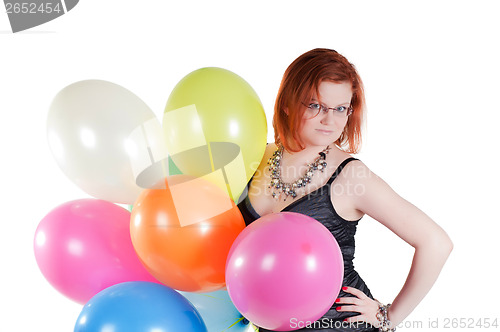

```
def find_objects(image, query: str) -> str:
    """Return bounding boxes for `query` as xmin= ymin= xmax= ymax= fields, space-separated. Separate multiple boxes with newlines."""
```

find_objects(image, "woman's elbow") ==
xmin=416 ymin=229 xmax=453 ymax=259
xmin=441 ymin=234 xmax=453 ymax=257
xmin=431 ymin=231 xmax=453 ymax=259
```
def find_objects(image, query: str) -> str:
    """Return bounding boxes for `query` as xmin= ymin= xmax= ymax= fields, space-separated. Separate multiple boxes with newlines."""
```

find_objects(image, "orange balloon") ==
xmin=130 ymin=175 xmax=245 ymax=292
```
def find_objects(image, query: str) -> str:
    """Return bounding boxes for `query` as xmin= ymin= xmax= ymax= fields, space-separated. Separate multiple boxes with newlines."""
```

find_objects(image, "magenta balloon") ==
xmin=34 ymin=199 xmax=157 ymax=304
xmin=225 ymin=212 xmax=343 ymax=331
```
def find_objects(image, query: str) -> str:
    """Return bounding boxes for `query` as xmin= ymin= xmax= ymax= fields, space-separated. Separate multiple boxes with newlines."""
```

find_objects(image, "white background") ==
xmin=1 ymin=1 xmax=499 ymax=331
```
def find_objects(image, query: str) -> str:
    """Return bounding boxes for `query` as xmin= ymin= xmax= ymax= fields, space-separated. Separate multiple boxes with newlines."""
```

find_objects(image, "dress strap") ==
xmin=326 ymin=157 xmax=359 ymax=185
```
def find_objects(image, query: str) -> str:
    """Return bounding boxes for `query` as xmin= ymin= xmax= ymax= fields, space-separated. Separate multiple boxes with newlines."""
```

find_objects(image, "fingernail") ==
xmin=343 ymin=319 xmax=348 ymax=322
xmin=342 ymin=286 xmax=348 ymax=291
xmin=335 ymin=298 xmax=341 ymax=303
xmin=336 ymin=306 xmax=341 ymax=311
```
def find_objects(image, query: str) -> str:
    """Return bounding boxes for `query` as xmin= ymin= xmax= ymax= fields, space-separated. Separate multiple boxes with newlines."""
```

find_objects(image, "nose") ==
xmin=319 ymin=110 xmax=337 ymax=125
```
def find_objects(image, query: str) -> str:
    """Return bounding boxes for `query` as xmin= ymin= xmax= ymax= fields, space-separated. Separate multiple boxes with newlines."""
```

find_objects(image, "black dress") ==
xmin=237 ymin=157 xmax=378 ymax=332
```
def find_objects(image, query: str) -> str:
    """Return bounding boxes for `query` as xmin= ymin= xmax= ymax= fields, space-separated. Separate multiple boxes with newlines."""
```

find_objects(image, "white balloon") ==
xmin=47 ymin=80 xmax=167 ymax=204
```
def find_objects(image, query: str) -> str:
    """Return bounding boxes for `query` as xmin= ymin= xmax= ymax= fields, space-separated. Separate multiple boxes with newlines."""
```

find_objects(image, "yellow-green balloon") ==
xmin=163 ymin=67 xmax=267 ymax=200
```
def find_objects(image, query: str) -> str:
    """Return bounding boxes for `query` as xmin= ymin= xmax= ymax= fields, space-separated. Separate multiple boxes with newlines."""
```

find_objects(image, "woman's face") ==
xmin=297 ymin=81 xmax=353 ymax=148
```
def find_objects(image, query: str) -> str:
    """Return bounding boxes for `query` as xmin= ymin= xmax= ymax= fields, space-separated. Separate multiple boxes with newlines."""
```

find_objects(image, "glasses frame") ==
xmin=302 ymin=102 xmax=353 ymax=119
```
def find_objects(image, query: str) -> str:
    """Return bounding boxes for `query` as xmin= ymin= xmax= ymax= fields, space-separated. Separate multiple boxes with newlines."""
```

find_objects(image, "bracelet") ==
xmin=376 ymin=303 xmax=395 ymax=331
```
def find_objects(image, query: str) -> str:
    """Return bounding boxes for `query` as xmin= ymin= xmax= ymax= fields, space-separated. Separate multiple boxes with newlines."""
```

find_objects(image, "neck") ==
xmin=282 ymin=144 xmax=331 ymax=163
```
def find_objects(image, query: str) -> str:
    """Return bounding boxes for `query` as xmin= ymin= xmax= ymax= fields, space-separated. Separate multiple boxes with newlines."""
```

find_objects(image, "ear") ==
xmin=283 ymin=107 xmax=289 ymax=116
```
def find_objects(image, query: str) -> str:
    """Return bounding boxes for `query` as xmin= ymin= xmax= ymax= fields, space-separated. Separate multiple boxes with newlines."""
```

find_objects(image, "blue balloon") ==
xmin=75 ymin=282 xmax=207 ymax=332
xmin=179 ymin=290 xmax=255 ymax=332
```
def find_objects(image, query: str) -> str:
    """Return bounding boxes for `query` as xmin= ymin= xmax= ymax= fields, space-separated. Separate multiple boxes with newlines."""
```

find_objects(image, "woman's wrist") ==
xmin=376 ymin=303 xmax=396 ymax=331
xmin=386 ymin=305 xmax=397 ymax=330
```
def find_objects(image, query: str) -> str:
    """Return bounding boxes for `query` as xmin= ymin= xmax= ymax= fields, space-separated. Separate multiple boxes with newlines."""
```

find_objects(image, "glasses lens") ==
xmin=304 ymin=103 xmax=321 ymax=118
xmin=334 ymin=106 xmax=352 ymax=117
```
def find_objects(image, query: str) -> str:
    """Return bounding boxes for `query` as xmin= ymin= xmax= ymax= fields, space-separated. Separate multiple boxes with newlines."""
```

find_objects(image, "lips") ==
xmin=316 ymin=129 xmax=334 ymax=135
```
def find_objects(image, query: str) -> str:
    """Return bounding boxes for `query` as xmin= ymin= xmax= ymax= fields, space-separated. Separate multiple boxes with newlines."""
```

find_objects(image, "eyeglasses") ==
xmin=302 ymin=102 xmax=353 ymax=119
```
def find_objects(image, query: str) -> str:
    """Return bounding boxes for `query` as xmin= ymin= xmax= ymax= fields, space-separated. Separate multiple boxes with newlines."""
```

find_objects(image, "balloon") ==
xmin=75 ymin=281 xmax=207 ymax=332
xmin=179 ymin=290 xmax=255 ymax=332
xmin=163 ymin=67 xmax=267 ymax=201
xmin=47 ymin=80 xmax=167 ymax=204
xmin=225 ymin=212 xmax=344 ymax=331
xmin=130 ymin=175 xmax=246 ymax=292
xmin=34 ymin=199 xmax=157 ymax=304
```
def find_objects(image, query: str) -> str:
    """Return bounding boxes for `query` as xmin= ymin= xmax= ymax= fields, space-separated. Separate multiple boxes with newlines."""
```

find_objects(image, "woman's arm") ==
xmin=351 ymin=161 xmax=453 ymax=327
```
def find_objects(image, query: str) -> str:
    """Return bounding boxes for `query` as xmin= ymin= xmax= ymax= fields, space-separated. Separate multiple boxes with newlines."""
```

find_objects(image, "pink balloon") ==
xmin=34 ymin=199 xmax=157 ymax=304
xmin=225 ymin=212 xmax=343 ymax=331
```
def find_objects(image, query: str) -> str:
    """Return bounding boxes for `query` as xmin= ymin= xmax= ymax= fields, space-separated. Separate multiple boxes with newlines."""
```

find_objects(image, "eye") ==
xmin=335 ymin=106 xmax=347 ymax=113
xmin=308 ymin=103 xmax=321 ymax=110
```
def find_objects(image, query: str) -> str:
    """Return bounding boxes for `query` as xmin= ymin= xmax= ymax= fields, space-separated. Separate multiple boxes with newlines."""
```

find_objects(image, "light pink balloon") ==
xmin=34 ymin=199 xmax=157 ymax=304
xmin=225 ymin=212 xmax=343 ymax=331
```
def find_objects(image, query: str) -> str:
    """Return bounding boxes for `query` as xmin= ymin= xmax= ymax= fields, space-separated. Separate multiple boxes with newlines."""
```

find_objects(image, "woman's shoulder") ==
xmin=334 ymin=153 xmax=383 ymax=191
xmin=256 ymin=142 xmax=277 ymax=169
xmin=332 ymin=148 xmax=362 ymax=166
xmin=333 ymin=150 xmax=370 ymax=180
xmin=265 ymin=142 xmax=277 ymax=153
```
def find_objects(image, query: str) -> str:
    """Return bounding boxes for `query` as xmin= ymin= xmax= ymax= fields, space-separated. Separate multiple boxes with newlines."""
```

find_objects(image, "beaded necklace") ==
xmin=267 ymin=144 xmax=331 ymax=201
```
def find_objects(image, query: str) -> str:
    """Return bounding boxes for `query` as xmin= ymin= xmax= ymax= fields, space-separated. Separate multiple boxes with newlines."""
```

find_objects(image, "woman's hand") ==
xmin=335 ymin=286 xmax=381 ymax=327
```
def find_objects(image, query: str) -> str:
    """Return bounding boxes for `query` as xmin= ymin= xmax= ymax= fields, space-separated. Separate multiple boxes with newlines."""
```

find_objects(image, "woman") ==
xmin=237 ymin=48 xmax=453 ymax=331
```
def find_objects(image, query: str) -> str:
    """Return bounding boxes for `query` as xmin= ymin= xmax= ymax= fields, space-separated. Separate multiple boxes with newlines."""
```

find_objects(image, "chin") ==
xmin=304 ymin=137 xmax=339 ymax=148
xmin=299 ymin=129 xmax=341 ymax=148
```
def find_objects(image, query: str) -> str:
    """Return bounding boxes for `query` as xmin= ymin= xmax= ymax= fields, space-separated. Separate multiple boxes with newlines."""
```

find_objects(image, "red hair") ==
xmin=273 ymin=48 xmax=365 ymax=153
